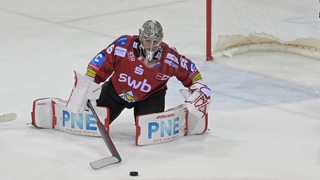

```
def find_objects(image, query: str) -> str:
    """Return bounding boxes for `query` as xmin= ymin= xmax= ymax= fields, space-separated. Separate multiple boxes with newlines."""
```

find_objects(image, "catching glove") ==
xmin=180 ymin=82 xmax=211 ymax=118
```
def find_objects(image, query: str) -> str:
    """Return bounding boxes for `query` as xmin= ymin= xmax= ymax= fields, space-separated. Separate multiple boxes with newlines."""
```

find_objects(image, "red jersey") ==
xmin=86 ymin=35 xmax=202 ymax=103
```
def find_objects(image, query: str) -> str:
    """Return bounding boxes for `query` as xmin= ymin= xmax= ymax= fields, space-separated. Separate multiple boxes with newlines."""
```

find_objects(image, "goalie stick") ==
xmin=87 ymin=100 xmax=121 ymax=170
xmin=0 ymin=113 xmax=17 ymax=122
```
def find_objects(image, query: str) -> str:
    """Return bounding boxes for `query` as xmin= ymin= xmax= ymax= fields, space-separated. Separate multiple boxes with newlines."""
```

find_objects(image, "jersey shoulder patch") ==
xmin=116 ymin=35 xmax=129 ymax=46
xmin=90 ymin=53 xmax=105 ymax=67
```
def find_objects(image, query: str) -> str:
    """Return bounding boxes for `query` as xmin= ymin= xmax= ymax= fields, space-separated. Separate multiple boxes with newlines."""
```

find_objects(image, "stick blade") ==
xmin=90 ymin=156 xmax=121 ymax=170
xmin=0 ymin=113 xmax=17 ymax=122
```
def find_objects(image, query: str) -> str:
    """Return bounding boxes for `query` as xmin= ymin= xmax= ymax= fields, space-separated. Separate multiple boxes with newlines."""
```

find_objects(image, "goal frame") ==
xmin=206 ymin=0 xmax=213 ymax=61
xmin=206 ymin=0 xmax=320 ymax=61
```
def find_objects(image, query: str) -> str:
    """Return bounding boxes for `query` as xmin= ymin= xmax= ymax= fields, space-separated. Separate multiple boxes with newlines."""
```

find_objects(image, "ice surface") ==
xmin=1 ymin=0 xmax=320 ymax=179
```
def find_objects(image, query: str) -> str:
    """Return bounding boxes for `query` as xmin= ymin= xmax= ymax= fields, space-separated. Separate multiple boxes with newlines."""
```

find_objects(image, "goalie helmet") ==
xmin=139 ymin=20 xmax=164 ymax=62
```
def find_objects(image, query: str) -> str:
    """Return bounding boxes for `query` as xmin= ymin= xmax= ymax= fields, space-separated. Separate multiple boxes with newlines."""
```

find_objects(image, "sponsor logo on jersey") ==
xmin=118 ymin=73 xmax=151 ymax=93
xmin=134 ymin=65 xmax=144 ymax=75
xmin=189 ymin=62 xmax=197 ymax=75
xmin=115 ymin=46 xmax=127 ymax=57
xmin=164 ymin=59 xmax=178 ymax=69
xmin=156 ymin=73 xmax=170 ymax=81
xmin=90 ymin=53 xmax=105 ymax=67
xmin=117 ymin=36 xmax=128 ymax=46
xmin=133 ymin=41 xmax=138 ymax=49
xmin=166 ymin=53 xmax=179 ymax=64
xmin=149 ymin=61 xmax=161 ymax=68
xmin=119 ymin=91 xmax=136 ymax=102
xmin=128 ymin=51 xmax=135 ymax=61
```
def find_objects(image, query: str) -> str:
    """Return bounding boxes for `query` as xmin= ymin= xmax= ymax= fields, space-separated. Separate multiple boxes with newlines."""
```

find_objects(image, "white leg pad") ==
xmin=135 ymin=104 xmax=209 ymax=145
xmin=186 ymin=110 xmax=208 ymax=135
xmin=136 ymin=105 xmax=187 ymax=145
xmin=31 ymin=97 xmax=109 ymax=137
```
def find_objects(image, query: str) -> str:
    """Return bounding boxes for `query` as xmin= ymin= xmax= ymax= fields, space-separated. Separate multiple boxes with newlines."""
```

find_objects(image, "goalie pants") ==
xmin=97 ymin=80 xmax=166 ymax=124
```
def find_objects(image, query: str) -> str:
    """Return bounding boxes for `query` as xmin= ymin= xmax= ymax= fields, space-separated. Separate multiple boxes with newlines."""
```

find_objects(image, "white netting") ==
xmin=212 ymin=0 xmax=320 ymax=58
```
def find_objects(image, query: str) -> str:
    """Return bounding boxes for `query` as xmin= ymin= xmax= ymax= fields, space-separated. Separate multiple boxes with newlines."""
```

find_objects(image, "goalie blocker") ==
xmin=31 ymin=99 xmax=208 ymax=145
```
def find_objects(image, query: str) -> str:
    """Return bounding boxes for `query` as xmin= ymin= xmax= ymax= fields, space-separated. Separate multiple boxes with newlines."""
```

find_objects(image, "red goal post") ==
xmin=206 ymin=0 xmax=213 ymax=61
xmin=206 ymin=0 xmax=320 ymax=61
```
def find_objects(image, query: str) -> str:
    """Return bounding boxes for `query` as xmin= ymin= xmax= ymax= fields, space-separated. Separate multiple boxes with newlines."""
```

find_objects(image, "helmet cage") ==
xmin=139 ymin=20 xmax=163 ymax=62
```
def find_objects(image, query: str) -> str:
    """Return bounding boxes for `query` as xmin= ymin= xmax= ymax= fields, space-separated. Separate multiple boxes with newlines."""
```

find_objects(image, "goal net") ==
xmin=207 ymin=0 xmax=320 ymax=60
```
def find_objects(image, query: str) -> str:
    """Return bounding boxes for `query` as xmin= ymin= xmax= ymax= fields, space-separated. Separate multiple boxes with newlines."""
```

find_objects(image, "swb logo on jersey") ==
xmin=156 ymin=73 xmax=170 ymax=81
xmin=118 ymin=73 xmax=151 ymax=93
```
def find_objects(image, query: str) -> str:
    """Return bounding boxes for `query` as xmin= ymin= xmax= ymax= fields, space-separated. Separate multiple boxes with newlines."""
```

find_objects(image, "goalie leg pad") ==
xmin=135 ymin=103 xmax=208 ymax=145
xmin=135 ymin=104 xmax=187 ymax=145
xmin=31 ymin=97 xmax=109 ymax=137
xmin=186 ymin=109 xmax=208 ymax=135
xmin=31 ymin=98 xmax=54 ymax=128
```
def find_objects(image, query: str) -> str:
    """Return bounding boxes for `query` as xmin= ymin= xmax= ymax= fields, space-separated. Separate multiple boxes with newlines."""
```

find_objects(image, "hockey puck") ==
xmin=129 ymin=171 xmax=138 ymax=176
